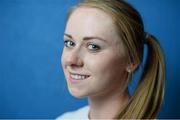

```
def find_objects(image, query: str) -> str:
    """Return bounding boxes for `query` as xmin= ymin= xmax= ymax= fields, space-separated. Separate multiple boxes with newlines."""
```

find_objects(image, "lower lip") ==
xmin=68 ymin=74 xmax=89 ymax=84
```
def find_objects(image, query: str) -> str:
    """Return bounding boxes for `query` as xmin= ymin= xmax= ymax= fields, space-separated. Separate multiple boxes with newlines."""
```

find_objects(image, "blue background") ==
xmin=0 ymin=0 xmax=179 ymax=119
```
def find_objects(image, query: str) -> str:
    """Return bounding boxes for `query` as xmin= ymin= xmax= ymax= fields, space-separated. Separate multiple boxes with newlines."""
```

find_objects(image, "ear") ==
xmin=126 ymin=63 xmax=139 ymax=73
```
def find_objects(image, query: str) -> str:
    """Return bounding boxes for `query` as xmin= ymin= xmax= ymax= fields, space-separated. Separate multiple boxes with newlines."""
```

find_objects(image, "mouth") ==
xmin=70 ymin=73 xmax=90 ymax=80
xmin=68 ymin=72 xmax=90 ymax=83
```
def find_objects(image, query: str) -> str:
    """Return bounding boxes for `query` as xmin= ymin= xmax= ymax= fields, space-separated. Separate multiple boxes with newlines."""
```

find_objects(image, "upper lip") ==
xmin=69 ymin=71 xmax=90 ymax=76
xmin=67 ymin=67 xmax=91 ymax=76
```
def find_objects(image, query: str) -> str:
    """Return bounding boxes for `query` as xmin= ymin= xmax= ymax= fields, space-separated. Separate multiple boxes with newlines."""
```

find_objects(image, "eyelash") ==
xmin=64 ymin=40 xmax=101 ymax=52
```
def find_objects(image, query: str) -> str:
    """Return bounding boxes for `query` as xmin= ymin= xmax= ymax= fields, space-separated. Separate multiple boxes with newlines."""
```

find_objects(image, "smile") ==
xmin=70 ymin=73 xmax=90 ymax=80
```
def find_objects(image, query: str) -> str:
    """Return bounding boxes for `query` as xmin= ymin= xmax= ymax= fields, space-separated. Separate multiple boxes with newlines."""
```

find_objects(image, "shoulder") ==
xmin=56 ymin=106 xmax=89 ymax=120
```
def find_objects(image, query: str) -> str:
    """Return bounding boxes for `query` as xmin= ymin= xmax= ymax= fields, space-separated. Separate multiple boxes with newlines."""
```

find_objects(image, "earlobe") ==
xmin=126 ymin=66 xmax=132 ymax=73
xmin=126 ymin=63 xmax=138 ymax=73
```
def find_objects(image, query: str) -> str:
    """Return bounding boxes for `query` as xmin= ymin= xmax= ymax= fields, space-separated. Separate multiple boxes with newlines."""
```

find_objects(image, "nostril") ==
xmin=65 ymin=56 xmax=83 ymax=67
xmin=77 ymin=59 xmax=84 ymax=66
xmin=62 ymin=48 xmax=84 ymax=67
xmin=70 ymin=61 xmax=84 ymax=68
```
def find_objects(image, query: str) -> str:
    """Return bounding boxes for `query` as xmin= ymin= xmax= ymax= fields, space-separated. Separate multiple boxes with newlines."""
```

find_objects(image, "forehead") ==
xmin=65 ymin=7 xmax=120 ymax=42
xmin=68 ymin=7 xmax=113 ymax=25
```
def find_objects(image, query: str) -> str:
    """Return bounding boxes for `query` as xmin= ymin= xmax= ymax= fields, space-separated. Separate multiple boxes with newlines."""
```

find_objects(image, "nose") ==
xmin=62 ymin=48 xmax=84 ymax=67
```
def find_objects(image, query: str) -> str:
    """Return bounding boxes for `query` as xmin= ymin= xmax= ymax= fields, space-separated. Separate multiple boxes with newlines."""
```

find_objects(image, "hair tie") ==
xmin=145 ymin=32 xmax=150 ymax=39
xmin=144 ymin=32 xmax=150 ymax=43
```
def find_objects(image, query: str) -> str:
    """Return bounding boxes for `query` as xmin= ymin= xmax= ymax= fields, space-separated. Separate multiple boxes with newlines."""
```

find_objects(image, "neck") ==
xmin=88 ymin=89 xmax=130 ymax=119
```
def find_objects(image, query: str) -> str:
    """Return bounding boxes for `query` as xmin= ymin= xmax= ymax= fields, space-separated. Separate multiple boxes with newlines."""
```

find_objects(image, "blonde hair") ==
xmin=66 ymin=0 xmax=165 ymax=119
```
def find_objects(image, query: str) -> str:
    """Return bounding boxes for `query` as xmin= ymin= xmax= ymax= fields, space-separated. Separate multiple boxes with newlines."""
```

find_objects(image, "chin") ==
xmin=68 ymin=88 xmax=88 ymax=98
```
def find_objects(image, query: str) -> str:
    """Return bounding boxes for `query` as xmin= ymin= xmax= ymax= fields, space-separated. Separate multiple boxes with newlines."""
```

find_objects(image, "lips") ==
xmin=70 ymin=73 xmax=90 ymax=80
xmin=68 ymin=72 xmax=90 ymax=83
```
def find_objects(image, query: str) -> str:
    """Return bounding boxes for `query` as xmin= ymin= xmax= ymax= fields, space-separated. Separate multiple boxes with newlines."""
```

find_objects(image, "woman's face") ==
xmin=61 ymin=7 xmax=129 ymax=98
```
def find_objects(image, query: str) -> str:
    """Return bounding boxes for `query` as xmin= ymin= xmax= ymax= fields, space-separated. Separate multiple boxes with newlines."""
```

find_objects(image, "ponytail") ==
xmin=117 ymin=33 xmax=165 ymax=119
xmin=68 ymin=0 xmax=165 ymax=119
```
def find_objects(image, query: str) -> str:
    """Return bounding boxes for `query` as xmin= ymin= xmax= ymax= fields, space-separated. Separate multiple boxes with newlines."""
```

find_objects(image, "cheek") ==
xmin=61 ymin=49 xmax=66 ymax=69
xmin=61 ymin=54 xmax=64 ymax=66
xmin=85 ymin=53 xmax=127 ymax=78
xmin=61 ymin=51 xmax=69 ymax=80
xmin=84 ymin=54 xmax=128 ymax=94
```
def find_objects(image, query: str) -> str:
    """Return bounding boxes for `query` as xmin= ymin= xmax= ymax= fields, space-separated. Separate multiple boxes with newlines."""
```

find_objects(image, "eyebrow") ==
xmin=64 ymin=33 xmax=107 ymax=43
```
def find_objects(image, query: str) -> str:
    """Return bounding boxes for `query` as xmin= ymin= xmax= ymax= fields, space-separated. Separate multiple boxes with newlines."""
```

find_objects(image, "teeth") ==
xmin=70 ymin=74 xmax=89 ymax=80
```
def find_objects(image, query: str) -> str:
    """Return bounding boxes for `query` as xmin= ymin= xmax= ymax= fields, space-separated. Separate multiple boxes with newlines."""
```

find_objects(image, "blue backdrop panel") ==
xmin=0 ymin=0 xmax=179 ymax=119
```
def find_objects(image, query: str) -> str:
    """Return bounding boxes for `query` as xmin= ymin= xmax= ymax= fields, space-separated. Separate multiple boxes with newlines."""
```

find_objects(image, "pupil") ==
xmin=70 ymin=41 xmax=74 ymax=46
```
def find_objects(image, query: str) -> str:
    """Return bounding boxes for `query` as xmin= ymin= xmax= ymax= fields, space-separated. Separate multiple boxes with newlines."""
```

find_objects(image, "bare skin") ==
xmin=61 ymin=7 xmax=131 ymax=119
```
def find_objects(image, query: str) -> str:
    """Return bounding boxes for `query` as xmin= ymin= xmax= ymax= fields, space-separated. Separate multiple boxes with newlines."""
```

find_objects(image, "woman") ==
xmin=58 ymin=0 xmax=165 ymax=119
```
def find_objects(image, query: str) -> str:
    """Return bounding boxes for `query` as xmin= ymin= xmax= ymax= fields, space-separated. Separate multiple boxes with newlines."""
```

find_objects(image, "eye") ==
xmin=64 ymin=40 xmax=75 ymax=48
xmin=87 ymin=43 xmax=101 ymax=52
